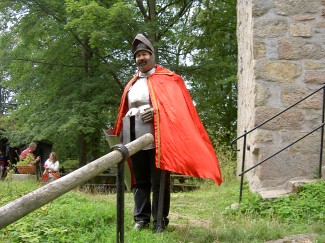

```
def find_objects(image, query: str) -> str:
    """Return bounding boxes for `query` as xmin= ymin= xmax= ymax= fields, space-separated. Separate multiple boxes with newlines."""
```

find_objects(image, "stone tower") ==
xmin=237 ymin=0 xmax=325 ymax=195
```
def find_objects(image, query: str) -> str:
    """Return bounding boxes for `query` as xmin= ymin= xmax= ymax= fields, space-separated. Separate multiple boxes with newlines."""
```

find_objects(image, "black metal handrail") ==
xmin=231 ymin=84 xmax=325 ymax=202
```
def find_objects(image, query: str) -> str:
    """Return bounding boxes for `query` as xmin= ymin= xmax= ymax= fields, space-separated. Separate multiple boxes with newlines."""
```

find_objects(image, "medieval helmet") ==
xmin=132 ymin=34 xmax=156 ymax=72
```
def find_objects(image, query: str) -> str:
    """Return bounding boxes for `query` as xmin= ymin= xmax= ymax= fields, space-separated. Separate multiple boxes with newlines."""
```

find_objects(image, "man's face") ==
xmin=135 ymin=51 xmax=152 ymax=72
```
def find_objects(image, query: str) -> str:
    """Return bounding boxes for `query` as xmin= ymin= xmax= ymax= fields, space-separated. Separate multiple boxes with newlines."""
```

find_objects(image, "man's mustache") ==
xmin=137 ymin=60 xmax=148 ymax=67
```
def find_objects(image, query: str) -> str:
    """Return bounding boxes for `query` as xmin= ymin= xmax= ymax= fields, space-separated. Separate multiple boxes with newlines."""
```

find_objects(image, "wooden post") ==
xmin=0 ymin=133 xmax=154 ymax=229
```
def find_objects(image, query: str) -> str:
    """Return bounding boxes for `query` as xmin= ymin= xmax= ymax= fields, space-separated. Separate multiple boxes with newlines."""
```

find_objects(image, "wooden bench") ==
xmin=170 ymin=173 xmax=200 ymax=192
xmin=79 ymin=183 xmax=117 ymax=193
xmin=64 ymin=169 xmax=200 ymax=193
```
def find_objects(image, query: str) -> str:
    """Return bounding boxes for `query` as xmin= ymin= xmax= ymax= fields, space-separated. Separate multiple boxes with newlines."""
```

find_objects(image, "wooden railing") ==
xmin=0 ymin=134 xmax=153 ymax=230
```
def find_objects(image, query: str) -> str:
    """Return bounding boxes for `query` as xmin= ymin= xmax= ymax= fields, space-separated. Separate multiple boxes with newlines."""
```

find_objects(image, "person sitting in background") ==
xmin=11 ymin=149 xmax=20 ymax=173
xmin=20 ymin=142 xmax=40 ymax=163
xmin=42 ymin=152 xmax=60 ymax=183
xmin=0 ymin=150 xmax=10 ymax=179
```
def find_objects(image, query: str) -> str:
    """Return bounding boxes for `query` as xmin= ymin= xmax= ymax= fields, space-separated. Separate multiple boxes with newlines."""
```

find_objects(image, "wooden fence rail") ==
xmin=0 ymin=133 xmax=153 ymax=229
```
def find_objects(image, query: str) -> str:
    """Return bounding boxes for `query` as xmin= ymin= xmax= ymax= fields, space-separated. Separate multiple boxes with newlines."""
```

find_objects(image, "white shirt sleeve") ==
xmin=44 ymin=159 xmax=50 ymax=168
xmin=45 ymin=160 xmax=59 ymax=172
xmin=52 ymin=161 xmax=59 ymax=172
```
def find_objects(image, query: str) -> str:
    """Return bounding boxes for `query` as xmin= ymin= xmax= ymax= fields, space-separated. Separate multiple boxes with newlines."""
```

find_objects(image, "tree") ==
xmin=133 ymin=0 xmax=238 ymax=144
xmin=0 ymin=0 xmax=238 ymax=164
xmin=182 ymin=0 xmax=238 ymax=145
xmin=0 ymin=0 xmax=135 ymax=165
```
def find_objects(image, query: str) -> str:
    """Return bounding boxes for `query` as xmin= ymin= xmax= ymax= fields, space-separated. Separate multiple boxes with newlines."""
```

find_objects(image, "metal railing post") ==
xmin=319 ymin=86 xmax=325 ymax=178
xmin=116 ymin=161 xmax=125 ymax=243
xmin=239 ymin=131 xmax=247 ymax=203
xmin=232 ymin=84 xmax=325 ymax=202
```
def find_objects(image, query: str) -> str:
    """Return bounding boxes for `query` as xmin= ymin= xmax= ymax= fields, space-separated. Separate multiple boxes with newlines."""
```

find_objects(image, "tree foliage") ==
xmin=0 ymin=0 xmax=237 ymax=164
xmin=184 ymin=0 xmax=238 ymax=144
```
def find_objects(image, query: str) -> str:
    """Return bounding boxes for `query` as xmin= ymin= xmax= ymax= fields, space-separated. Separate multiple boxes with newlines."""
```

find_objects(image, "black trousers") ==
xmin=130 ymin=149 xmax=170 ymax=225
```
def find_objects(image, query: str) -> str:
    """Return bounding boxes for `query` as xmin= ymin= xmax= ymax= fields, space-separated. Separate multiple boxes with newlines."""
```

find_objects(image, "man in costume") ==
xmin=112 ymin=34 xmax=222 ymax=232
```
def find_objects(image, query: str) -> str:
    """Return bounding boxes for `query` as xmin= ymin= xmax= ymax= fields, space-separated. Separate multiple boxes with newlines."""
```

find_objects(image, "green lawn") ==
xmin=0 ymin=179 xmax=324 ymax=242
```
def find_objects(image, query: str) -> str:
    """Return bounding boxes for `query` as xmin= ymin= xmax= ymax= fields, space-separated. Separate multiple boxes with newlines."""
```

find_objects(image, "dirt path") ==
xmin=264 ymin=234 xmax=319 ymax=243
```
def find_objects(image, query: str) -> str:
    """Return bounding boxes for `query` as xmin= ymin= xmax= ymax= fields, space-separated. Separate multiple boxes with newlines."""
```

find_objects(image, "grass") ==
xmin=0 ymin=178 xmax=324 ymax=243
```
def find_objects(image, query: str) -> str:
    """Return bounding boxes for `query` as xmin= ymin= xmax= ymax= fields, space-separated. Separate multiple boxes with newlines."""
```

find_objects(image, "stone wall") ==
xmin=237 ymin=0 xmax=325 ymax=192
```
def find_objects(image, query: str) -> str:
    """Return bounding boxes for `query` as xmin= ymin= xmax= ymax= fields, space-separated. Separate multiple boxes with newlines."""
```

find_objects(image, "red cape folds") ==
xmin=113 ymin=65 xmax=222 ymax=185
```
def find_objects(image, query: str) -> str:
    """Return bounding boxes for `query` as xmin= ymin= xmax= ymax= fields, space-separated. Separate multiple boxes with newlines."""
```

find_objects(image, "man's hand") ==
xmin=141 ymin=108 xmax=154 ymax=123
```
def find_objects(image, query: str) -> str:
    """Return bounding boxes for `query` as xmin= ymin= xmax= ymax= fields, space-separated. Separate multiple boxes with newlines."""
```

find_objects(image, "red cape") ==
xmin=113 ymin=65 xmax=222 ymax=185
